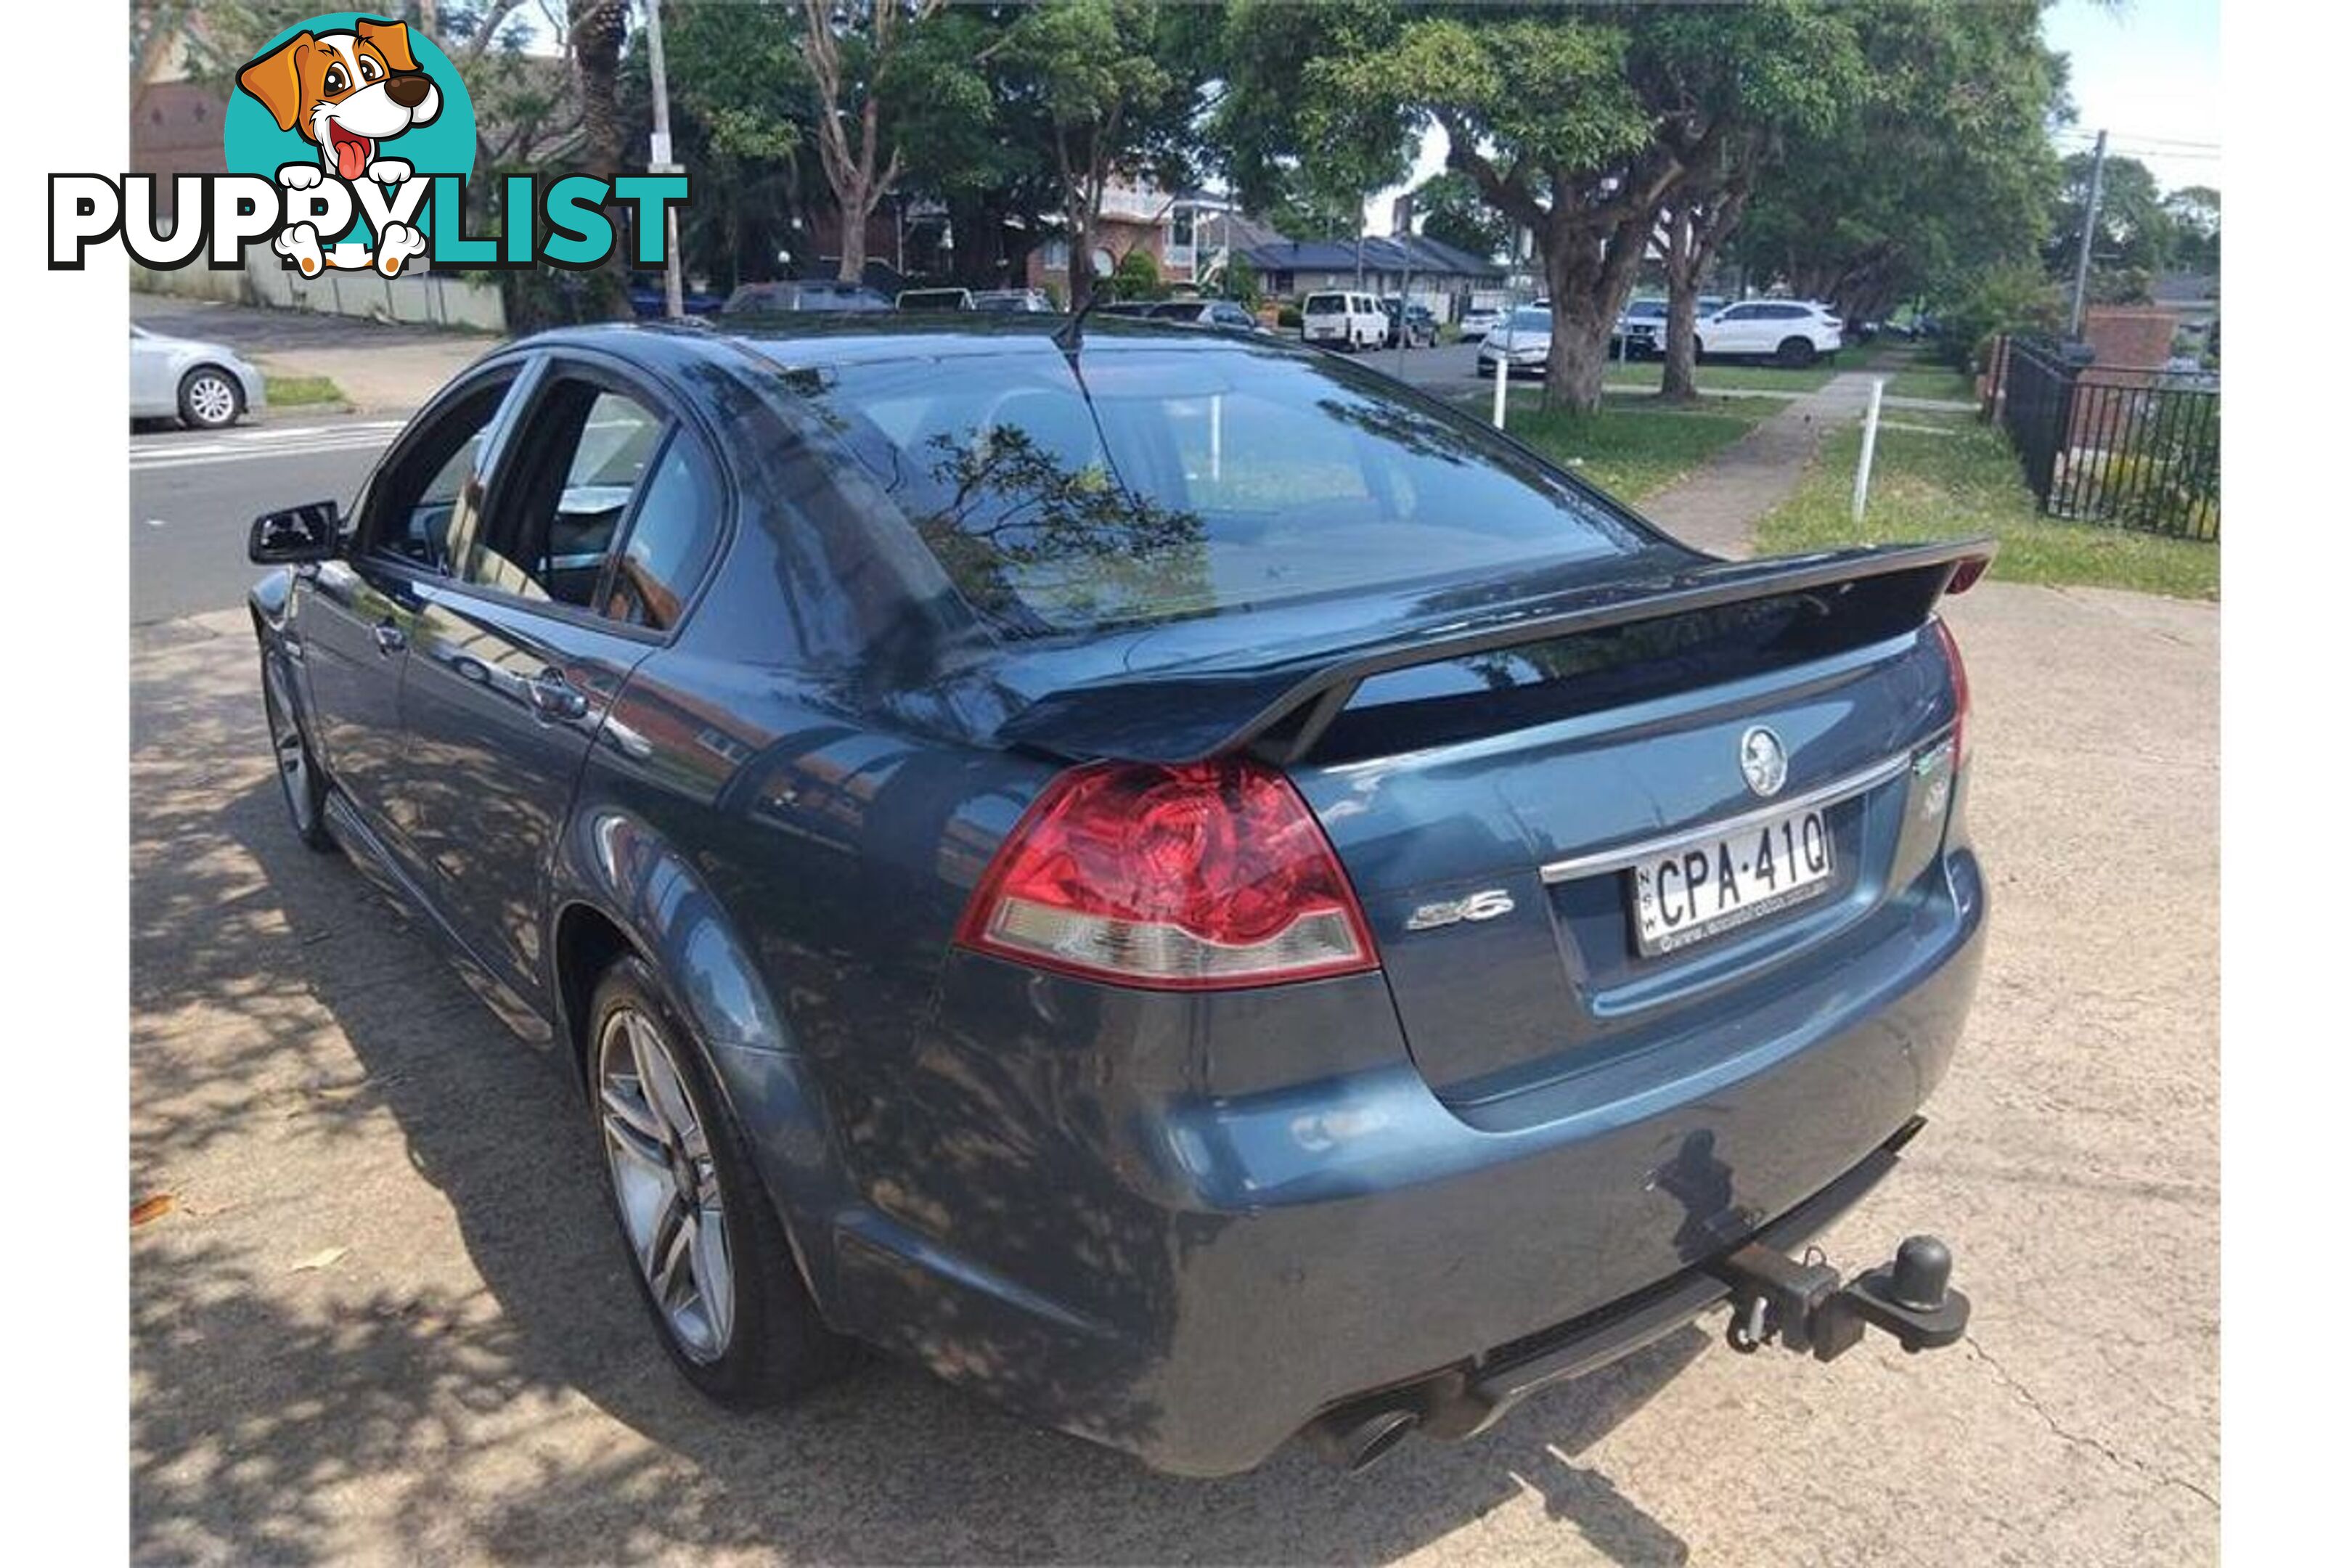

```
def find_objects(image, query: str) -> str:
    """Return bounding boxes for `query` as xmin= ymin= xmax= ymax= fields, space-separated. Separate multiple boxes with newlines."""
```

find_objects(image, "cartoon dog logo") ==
xmin=236 ymin=17 xmax=443 ymax=278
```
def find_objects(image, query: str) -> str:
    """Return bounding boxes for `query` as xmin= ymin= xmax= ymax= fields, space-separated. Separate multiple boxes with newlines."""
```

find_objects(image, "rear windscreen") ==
xmin=1302 ymin=293 xmax=1347 ymax=314
xmin=772 ymin=346 xmax=1646 ymax=637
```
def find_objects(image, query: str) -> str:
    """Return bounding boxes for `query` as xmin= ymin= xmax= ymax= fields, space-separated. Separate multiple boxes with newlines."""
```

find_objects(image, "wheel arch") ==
xmin=547 ymin=814 xmax=859 ymax=1312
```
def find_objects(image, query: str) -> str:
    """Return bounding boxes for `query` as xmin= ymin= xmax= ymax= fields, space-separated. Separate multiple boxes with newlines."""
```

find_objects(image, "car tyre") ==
xmin=260 ymin=648 xmax=334 ymax=852
xmin=1776 ymin=336 xmax=1819 ymax=369
xmin=589 ymin=954 xmax=859 ymax=1408
xmin=179 ymin=366 xmax=244 ymax=430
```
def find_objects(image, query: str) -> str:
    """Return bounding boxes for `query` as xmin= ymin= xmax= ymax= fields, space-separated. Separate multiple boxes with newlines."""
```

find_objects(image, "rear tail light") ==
xmin=1930 ymin=616 xmax=1972 ymax=767
xmin=956 ymin=757 xmax=1380 ymax=991
xmin=1945 ymin=554 xmax=1990 ymax=595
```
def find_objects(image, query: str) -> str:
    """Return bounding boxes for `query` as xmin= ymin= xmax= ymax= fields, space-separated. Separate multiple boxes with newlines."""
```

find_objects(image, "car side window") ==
xmin=468 ymin=381 xmax=664 ymax=608
xmin=601 ymin=433 xmax=722 ymax=631
xmin=364 ymin=375 xmax=517 ymax=572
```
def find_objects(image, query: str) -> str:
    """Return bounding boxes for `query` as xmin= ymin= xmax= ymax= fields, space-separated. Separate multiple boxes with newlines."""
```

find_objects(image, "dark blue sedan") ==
xmin=246 ymin=317 xmax=1990 ymax=1474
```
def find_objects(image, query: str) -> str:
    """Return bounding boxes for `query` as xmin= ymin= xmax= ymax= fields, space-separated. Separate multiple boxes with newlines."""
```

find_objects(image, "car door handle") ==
xmin=526 ymin=669 xmax=589 ymax=722
xmin=373 ymin=621 xmax=407 ymax=656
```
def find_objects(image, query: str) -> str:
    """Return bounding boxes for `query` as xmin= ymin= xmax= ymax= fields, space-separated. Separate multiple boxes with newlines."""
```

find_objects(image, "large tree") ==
xmin=999 ymin=0 xmax=1199 ymax=311
xmin=2164 ymin=184 xmax=2219 ymax=274
xmin=1732 ymin=1 xmax=2065 ymax=330
xmin=797 ymin=1 xmax=946 ymax=284
xmin=1301 ymin=3 xmax=1862 ymax=412
xmin=2045 ymin=150 xmax=2171 ymax=295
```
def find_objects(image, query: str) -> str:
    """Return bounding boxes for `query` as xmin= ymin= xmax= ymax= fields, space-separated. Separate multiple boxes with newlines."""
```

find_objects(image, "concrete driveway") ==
xmin=131 ymin=579 xmax=2216 ymax=1565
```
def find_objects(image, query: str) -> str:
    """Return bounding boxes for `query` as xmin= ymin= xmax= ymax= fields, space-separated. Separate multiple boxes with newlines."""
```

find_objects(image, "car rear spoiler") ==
xmin=995 ymin=539 xmax=1996 ymax=766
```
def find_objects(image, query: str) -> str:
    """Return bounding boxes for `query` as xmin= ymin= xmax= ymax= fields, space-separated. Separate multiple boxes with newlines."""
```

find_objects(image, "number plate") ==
xmin=1628 ymin=805 xmax=1834 ymax=956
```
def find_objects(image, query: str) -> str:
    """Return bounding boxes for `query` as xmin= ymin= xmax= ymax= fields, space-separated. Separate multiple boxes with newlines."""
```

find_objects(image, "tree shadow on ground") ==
xmin=131 ymin=625 xmax=1702 ymax=1566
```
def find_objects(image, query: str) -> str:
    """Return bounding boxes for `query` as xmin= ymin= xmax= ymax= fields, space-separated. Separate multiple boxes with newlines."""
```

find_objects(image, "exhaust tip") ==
xmin=1312 ymin=1406 xmax=1420 ymax=1472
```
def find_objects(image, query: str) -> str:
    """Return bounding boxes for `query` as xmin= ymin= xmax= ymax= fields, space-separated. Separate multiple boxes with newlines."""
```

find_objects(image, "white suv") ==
xmin=1691 ymin=300 xmax=1843 ymax=367
xmin=1300 ymin=290 xmax=1387 ymax=351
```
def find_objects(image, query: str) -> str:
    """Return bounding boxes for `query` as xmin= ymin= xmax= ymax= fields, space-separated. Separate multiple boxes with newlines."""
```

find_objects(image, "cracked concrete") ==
xmin=130 ymin=567 xmax=2215 ymax=1561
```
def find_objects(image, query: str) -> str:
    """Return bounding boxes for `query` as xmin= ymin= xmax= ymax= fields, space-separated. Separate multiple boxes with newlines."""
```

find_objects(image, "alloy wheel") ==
xmin=187 ymin=373 xmax=237 ymax=427
xmin=597 ymin=1005 xmax=734 ymax=1363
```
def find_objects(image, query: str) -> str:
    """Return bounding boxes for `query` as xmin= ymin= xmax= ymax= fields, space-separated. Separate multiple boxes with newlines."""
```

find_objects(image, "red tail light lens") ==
xmin=956 ymin=757 xmax=1380 ymax=990
xmin=1931 ymin=616 xmax=1972 ymax=767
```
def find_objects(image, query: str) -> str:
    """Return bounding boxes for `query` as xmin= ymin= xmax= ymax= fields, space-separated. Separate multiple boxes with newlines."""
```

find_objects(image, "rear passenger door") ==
xmin=394 ymin=354 xmax=727 ymax=1010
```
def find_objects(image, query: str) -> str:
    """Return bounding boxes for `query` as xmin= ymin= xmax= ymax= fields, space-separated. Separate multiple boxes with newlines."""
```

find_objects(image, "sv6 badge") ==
xmin=1402 ymin=889 xmax=1516 ymax=932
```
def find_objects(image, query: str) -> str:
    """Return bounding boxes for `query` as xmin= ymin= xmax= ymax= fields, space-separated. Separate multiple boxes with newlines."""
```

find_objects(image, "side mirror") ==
xmin=249 ymin=501 xmax=342 ymax=565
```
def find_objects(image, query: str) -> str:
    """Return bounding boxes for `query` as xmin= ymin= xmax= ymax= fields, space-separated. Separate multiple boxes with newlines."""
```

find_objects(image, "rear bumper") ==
xmin=812 ymin=857 xmax=1986 ymax=1476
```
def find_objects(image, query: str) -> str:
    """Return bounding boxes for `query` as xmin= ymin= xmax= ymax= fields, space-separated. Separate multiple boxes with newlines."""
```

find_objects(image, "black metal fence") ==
xmin=1988 ymin=335 xmax=2220 ymax=542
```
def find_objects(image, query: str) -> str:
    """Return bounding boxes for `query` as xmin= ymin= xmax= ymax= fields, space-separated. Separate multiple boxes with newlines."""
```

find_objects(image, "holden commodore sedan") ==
xmin=246 ymin=317 xmax=1989 ymax=1475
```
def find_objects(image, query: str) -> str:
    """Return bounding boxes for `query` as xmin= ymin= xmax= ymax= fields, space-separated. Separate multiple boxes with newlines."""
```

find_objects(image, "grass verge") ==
xmin=1502 ymin=396 xmax=1774 ymax=502
xmin=264 ymin=374 xmax=348 ymax=408
xmin=1755 ymin=418 xmax=2218 ymax=600
xmin=1879 ymin=363 xmax=1977 ymax=403
xmin=1601 ymin=359 xmax=1836 ymax=394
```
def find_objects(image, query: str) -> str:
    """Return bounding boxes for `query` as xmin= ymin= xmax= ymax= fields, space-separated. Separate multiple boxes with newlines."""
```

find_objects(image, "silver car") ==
xmin=1477 ymin=305 xmax=1553 ymax=378
xmin=131 ymin=323 xmax=266 ymax=430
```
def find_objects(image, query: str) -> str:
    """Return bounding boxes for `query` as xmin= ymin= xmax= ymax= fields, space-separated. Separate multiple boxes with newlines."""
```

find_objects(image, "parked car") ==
xmin=1456 ymin=306 xmax=1503 ymax=341
xmin=895 ymin=287 xmax=975 ymax=311
xmin=626 ymin=278 xmax=727 ymax=318
xmin=1692 ymin=299 xmax=1844 ymax=367
xmin=1146 ymin=298 xmax=1268 ymax=332
xmin=971 ymin=288 xmax=1056 ymax=314
xmin=1093 ymin=301 xmax=1159 ymax=318
xmin=1300 ymin=289 xmax=1387 ymax=351
xmin=1378 ymin=298 xmax=1439 ymax=348
xmin=720 ymin=279 xmax=895 ymax=316
xmin=1477 ymin=305 xmax=1553 ymax=377
xmin=130 ymin=322 xmax=266 ymax=430
xmin=244 ymin=316 xmax=1988 ymax=1478
xmin=1613 ymin=297 xmax=1668 ymax=358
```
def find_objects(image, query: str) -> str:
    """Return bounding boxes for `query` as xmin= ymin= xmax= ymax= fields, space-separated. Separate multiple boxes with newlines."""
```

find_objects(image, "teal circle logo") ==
xmin=224 ymin=12 xmax=475 ymax=273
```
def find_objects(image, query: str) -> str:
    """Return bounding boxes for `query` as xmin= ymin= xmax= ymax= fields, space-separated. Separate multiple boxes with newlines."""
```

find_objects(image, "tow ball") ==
xmin=1710 ymin=1234 xmax=1969 ymax=1360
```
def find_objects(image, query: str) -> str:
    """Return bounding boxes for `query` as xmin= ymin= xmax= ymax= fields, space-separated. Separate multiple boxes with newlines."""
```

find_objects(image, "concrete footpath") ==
xmin=1638 ymin=372 xmax=1883 ymax=558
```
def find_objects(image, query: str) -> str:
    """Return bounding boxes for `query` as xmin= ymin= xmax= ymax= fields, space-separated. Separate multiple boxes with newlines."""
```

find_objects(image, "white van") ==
xmin=1300 ymin=290 xmax=1386 ymax=351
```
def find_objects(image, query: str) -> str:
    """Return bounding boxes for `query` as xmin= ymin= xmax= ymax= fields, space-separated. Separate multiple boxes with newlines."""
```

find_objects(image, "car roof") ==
xmin=508 ymin=316 xmax=1291 ymax=381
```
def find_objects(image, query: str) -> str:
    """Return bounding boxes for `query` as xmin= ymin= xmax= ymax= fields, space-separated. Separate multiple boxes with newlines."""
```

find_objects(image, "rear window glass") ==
xmin=1303 ymin=293 xmax=1347 ymax=314
xmin=777 ymin=346 xmax=1644 ymax=637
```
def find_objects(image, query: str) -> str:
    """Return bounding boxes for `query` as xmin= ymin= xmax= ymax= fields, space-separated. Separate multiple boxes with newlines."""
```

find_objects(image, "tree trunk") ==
xmin=1538 ymin=236 xmax=1615 ymax=415
xmin=1660 ymin=206 xmax=1701 ymax=404
xmin=1537 ymin=210 xmax=1650 ymax=415
xmin=1660 ymin=182 xmax=1746 ymax=403
xmin=569 ymin=0 xmax=633 ymax=319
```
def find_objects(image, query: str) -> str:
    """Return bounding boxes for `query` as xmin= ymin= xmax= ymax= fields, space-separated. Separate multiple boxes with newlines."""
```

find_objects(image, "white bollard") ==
xmin=1491 ymin=351 xmax=1508 ymax=430
xmin=1851 ymin=376 xmax=1885 ymax=523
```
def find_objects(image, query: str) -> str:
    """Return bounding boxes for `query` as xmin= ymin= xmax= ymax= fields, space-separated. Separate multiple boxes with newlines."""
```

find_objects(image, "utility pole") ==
xmin=2067 ymin=128 xmax=2107 ymax=340
xmin=642 ymin=0 xmax=685 ymax=319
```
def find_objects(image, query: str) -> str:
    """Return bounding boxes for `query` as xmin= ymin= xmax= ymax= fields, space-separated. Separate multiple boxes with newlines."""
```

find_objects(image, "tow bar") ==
xmin=1710 ymin=1233 xmax=1969 ymax=1360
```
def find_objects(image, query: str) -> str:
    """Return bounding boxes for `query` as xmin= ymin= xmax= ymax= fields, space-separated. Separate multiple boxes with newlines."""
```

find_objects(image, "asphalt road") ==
xmin=130 ymin=414 xmax=397 ymax=625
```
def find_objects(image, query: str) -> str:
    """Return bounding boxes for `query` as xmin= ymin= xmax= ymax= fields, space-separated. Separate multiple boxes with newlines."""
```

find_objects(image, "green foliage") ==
xmin=1409 ymin=171 xmax=1510 ymax=261
xmin=1277 ymin=304 xmax=1303 ymax=329
xmin=1731 ymin=1 xmax=2064 ymax=322
xmin=2164 ymin=186 xmax=2220 ymax=274
xmin=1755 ymin=420 xmax=2218 ymax=600
xmin=1937 ymin=261 xmax=2064 ymax=371
xmin=2046 ymin=152 xmax=2172 ymax=279
xmin=1110 ymin=248 xmax=1164 ymax=301
xmin=1222 ymin=254 xmax=1262 ymax=310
